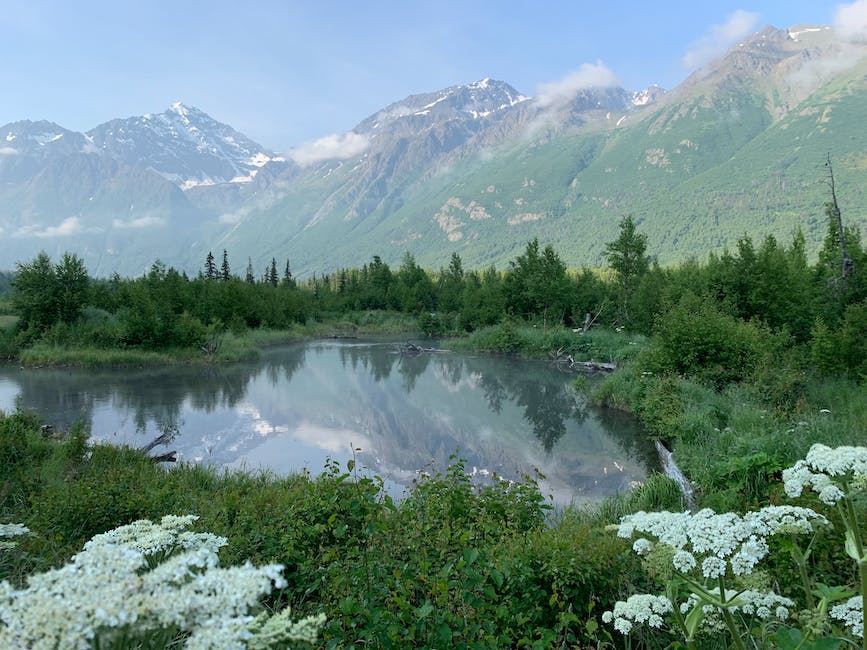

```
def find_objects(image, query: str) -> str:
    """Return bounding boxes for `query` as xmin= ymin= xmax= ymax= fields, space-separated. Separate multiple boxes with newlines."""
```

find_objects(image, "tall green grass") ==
xmin=451 ymin=322 xmax=646 ymax=362
xmin=593 ymin=364 xmax=867 ymax=511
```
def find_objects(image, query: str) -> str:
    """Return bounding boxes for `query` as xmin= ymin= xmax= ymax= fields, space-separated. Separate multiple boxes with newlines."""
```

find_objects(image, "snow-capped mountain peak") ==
xmin=357 ymin=78 xmax=531 ymax=133
xmin=87 ymin=104 xmax=283 ymax=189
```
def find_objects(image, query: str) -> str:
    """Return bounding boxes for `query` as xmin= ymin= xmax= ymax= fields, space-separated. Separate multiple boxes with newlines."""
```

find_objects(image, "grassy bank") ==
xmin=9 ymin=311 xmax=422 ymax=367
xmin=447 ymin=321 xmax=646 ymax=364
xmin=593 ymin=355 xmax=867 ymax=512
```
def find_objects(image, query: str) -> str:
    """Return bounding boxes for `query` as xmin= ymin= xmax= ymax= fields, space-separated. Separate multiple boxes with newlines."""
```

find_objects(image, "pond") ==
xmin=0 ymin=339 xmax=658 ymax=504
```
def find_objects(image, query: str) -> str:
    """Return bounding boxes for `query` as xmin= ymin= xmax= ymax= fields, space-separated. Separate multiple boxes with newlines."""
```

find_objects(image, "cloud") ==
xmin=836 ymin=0 xmax=867 ymax=41
xmin=287 ymin=131 xmax=370 ymax=166
xmin=0 ymin=147 xmax=18 ymax=155
xmin=14 ymin=216 xmax=83 ymax=238
xmin=682 ymin=10 xmax=761 ymax=69
xmin=375 ymin=104 xmax=413 ymax=121
xmin=112 ymin=215 xmax=165 ymax=229
xmin=535 ymin=62 xmax=620 ymax=108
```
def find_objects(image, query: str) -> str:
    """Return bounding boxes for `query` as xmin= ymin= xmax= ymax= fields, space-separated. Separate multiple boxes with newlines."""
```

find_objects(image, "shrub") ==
xmin=647 ymin=293 xmax=780 ymax=388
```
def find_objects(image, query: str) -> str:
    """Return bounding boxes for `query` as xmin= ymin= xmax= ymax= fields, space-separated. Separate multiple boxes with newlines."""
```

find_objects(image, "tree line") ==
xmin=5 ymin=213 xmax=866 ymax=378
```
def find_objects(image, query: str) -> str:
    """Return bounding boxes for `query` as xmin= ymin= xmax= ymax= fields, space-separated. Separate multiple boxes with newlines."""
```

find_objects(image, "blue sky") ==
xmin=1 ymin=1 xmax=845 ymax=150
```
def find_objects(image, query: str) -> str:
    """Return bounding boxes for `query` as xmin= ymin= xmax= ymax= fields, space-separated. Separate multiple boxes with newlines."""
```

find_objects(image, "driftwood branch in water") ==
xmin=399 ymin=342 xmax=450 ymax=355
xmin=140 ymin=427 xmax=178 ymax=462
xmin=549 ymin=347 xmax=616 ymax=373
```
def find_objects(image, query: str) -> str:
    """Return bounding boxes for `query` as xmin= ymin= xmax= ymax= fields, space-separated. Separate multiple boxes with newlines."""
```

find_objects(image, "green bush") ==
xmin=646 ymin=293 xmax=781 ymax=388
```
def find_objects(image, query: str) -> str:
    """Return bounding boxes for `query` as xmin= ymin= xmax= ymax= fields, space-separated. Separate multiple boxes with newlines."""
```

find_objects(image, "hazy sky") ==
xmin=0 ymin=1 xmax=847 ymax=151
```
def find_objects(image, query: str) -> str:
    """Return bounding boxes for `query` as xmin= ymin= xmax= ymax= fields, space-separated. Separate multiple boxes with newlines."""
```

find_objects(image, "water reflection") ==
xmin=0 ymin=340 xmax=658 ymax=503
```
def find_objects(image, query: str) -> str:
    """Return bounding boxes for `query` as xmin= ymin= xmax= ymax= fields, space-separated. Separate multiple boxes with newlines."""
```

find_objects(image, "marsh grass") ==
xmin=0 ymin=315 xmax=17 ymax=331
xmin=594 ymin=362 xmax=867 ymax=511
xmin=451 ymin=322 xmax=646 ymax=362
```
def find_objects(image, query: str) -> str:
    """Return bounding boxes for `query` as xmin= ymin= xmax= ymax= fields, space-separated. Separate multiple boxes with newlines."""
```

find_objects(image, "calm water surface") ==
xmin=0 ymin=340 xmax=658 ymax=504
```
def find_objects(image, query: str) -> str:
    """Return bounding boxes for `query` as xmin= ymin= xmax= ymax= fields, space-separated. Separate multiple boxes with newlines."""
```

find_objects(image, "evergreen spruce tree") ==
xmin=204 ymin=251 xmax=217 ymax=280
xmin=220 ymin=250 xmax=231 ymax=281
xmin=282 ymin=259 xmax=295 ymax=287
xmin=245 ymin=258 xmax=255 ymax=284
xmin=269 ymin=258 xmax=279 ymax=287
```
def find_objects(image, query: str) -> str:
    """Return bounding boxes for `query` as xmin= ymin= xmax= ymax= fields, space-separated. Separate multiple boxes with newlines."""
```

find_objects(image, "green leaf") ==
xmin=683 ymin=603 xmax=705 ymax=640
xmin=844 ymin=529 xmax=863 ymax=562
xmin=347 ymin=459 xmax=355 ymax=472
xmin=813 ymin=583 xmax=855 ymax=604
xmin=416 ymin=602 xmax=434 ymax=620
xmin=774 ymin=627 xmax=843 ymax=650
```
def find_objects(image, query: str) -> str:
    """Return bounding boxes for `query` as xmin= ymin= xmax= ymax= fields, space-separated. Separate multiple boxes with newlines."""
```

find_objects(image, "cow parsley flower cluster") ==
xmin=615 ymin=506 xmax=825 ymax=578
xmin=601 ymin=594 xmax=673 ymax=635
xmin=831 ymin=596 xmax=863 ymax=639
xmin=0 ymin=516 xmax=325 ymax=649
xmin=677 ymin=589 xmax=794 ymax=633
xmin=783 ymin=444 xmax=867 ymax=504
xmin=0 ymin=523 xmax=29 ymax=552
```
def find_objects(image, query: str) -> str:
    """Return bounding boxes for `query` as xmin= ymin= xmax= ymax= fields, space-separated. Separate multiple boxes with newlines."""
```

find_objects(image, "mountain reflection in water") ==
xmin=0 ymin=340 xmax=658 ymax=504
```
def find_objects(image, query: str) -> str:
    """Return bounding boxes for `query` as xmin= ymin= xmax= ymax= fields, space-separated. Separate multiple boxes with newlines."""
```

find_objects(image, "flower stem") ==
xmin=790 ymin=538 xmax=815 ymax=610
xmin=840 ymin=493 xmax=866 ymax=650
xmin=718 ymin=576 xmax=746 ymax=650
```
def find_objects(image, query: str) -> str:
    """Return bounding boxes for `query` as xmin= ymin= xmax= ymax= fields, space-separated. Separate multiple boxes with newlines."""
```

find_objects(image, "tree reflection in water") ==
xmin=0 ymin=340 xmax=655 ymax=501
xmin=431 ymin=354 xmax=586 ymax=452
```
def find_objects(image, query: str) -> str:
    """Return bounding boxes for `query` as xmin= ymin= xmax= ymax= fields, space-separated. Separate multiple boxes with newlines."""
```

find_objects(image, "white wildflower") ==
xmin=603 ymin=594 xmax=672 ymax=636
xmin=0 ymin=516 xmax=321 ymax=649
xmin=745 ymin=505 xmax=828 ymax=536
xmin=806 ymin=444 xmax=867 ymax=476
xmin=831 ymin=596 xmax=863 ymax=639
xmin=248 ymin=609 xmax=327 ymax=649
xmin=673 ymin=550 xmax=696 ymax=572
xmin=782 ymin=460 xmax=815 ymax=499
xmin=701 ymin=556 xmax=726 ymax=579
xmin=729 ymin=536 xmax=768 ymax=575
xmin=0 ymin=523 xmax=29 ymax=538
xmin=617 ymin=505 xmax=810 ymax=578
xmin=783 ymin=445 xmax=867 ymax=505
xmin=729 ymin=591 xmax=794 ymax=620
xmin=633 ymin=538 xmax=652 ymax=555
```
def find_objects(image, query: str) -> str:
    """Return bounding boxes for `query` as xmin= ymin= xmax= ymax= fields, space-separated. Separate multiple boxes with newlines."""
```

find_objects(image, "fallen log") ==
xmin=399 ymin=342 xmax=450 ymax=355
xmin=549 ymin=347 xmax=616 ymax=373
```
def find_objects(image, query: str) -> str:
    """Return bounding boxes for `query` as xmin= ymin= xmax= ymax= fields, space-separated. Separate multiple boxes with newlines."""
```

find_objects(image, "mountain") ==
xmin=87 ymin=102 xmax=287 ymax=189
xmin=2 ymin=23 xmax=867 ymax=278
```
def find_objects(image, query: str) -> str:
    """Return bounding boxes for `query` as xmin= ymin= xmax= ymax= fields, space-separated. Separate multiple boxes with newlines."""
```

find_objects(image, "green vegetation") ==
xmin=2 ymin=205 xmax=867 ymax=646
xmin=1 ymin=410 xmax=655 ymax=648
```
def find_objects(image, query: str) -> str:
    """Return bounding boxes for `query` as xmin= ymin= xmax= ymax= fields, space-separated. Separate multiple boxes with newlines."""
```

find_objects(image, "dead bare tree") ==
xmin=825 ymin=154 xmax=854 ymax=280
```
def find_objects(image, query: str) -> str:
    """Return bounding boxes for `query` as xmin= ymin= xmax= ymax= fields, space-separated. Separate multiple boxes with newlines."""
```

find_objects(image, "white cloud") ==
xmin=836 ymin=0 xmax=867 ymax=41
xmin=112 ymin=215 xmax=165 ymax=229
xmin=376 ymin=104 xmax=413 ymax=121
xmin=288 ymin=131 xmax=370 ymax=166
xmin=14 ymin=216 xmax=83 ymax=238
xmin=682 ymin=10 xmax=761 ymax=69
xmin=535 ymin=62 xmax=620 ymax=108
xmin=0 ymin=147 xmax=18 ymax=155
